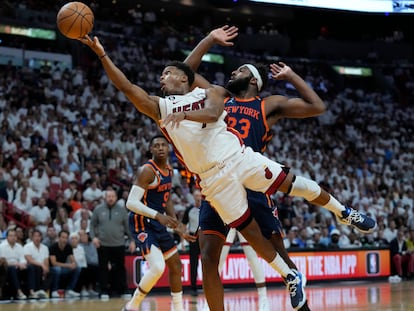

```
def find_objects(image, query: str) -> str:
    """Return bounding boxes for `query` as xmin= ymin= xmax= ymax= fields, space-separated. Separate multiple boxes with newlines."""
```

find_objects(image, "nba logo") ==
xmin=366 ymin=252 xmax=379 ymax=274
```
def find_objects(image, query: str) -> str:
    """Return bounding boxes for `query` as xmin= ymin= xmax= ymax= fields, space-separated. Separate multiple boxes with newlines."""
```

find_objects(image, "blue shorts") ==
xmin=199 ymin=189 xmax=283 ymax=240
xmin=129 ymin=213 xmax=176 ymax=257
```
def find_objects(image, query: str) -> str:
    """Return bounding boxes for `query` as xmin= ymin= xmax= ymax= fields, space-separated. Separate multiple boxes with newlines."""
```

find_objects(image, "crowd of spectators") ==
xmin=0 ymin=1 xmax=414 ymax=301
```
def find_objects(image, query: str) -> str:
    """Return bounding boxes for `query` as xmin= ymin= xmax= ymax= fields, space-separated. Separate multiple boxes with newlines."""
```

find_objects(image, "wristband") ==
xmin=100 ymin=54 xmax=107 ymax=59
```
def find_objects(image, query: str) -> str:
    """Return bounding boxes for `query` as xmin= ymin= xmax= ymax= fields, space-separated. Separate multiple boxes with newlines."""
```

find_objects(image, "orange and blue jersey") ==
xmin=200 ymin=96 xmax=283 ymax=238
xmin=224 ymin=96 xmax=272 ymax=153
xmin=129 ymin=160 xmax=176 ymax=256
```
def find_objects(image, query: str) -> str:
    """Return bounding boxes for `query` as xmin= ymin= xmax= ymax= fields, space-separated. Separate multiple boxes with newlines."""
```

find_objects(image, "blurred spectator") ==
xmin=29 ymin=197 xmax=51 ymax=236
xmin=69 ymin=190 xmax=84 ymax=215
xmin=17 ymin=150 xmax=34 ymax=177
xmin=29 ymin=163 xmax=50 ymax=199
xmin=49 ymin=230 xmax=81 ymax=298
xmin=42 ymin=226 xmax=58 ymax=249
xmin=2 ymin=135 xmax=17 ymax=160
xmin=0 ymin=178 xmax=16 ymax=203
xmin=15 ymin=178 xmax=37 ymax=204
xmin=89 ymin=189 xmax=135 ymax=298
xmin=79 ymin=229 xmax=99 ymax=296
xmin=308 ymin=229 xmax=327 ymax=249
xmin=328 ymin=229 xmax=341 ymax=249
xmin=341 ymin=231 xmax=362 ymax=249
xmin=13 ymin=188 xmax=33 ymax=213
xmin=15 ymin=227 xmax=26 ymax=246
xmin=389 ymin=229 xmax=414 ymax=278
xmin=23 ymin=229 xmax=51 ymax=299
xmin=72 ymin=208 xmax=91 ymax=233
xmin=374 ymin=229 xmax=390 ymax=247
xmin=61 ymin=169 xmax=77 ymax=191
xmin=383 ymin=220 xmax=398 ymax=243
xmin=83 ymin=180 xmax=104 ymax=206
xmin=53 ymin=207 xmax=74 ymax=234
xmin=69 ymin=232 xmax=89 ymax=297
xmin=0 ymin=229 xmax=27 ymax=299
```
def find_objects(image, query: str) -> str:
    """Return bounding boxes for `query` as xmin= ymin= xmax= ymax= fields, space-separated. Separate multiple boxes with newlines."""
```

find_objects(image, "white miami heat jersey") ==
xmin=158 ymin=87 xmax=242 ymax=174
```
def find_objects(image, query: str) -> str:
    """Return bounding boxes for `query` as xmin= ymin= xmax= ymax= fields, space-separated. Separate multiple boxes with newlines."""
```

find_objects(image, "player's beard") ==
xmin=225 ymin=76 xmax=251 ymax=95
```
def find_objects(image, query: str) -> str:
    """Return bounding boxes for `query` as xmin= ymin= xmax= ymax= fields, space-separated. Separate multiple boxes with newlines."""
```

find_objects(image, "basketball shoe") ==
xmin=337 ymin=207 xmax=376 ymax=233
xmin=286 ymin=269 xmax=306 ymax=310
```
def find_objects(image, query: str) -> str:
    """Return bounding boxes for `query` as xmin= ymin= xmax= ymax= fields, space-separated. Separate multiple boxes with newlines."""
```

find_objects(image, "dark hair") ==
xmin=58 ymin=230 xmax=70 ymax=237
xmin=149 ymin=134 xmax=168 ymax=147
xmin=253 ymin=63 xmax=269 ymax=91
xmin=32 ymin=229 xmax=43 ymax=237
xmin=166 ymin=61 xmax=195 ymax=86
xmin=146 ymin=135 xmax=169 ymax=159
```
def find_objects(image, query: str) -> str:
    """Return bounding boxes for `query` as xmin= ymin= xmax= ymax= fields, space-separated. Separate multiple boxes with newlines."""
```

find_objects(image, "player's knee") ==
xmin=150 ymin=259 xmax=166 ymax=277
xmin=289 ymin=176 xmax=321 ymax=201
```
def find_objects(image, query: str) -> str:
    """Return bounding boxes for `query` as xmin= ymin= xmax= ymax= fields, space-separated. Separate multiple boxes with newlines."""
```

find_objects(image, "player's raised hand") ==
xmin=77 ymin=35 xmax=106 ymax=57
xmin=209 ymin=25 xmax=238 ymax=46
xmin=270 ymin=62 xmax=295 ymax=81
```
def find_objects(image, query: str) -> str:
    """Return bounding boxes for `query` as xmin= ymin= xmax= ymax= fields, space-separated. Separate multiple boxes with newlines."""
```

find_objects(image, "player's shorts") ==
xmin=199 ymin=145 xmax=288 ymax=227
xmin=129 ymin=215 xmax=176 ymax=257
xmin=199 ymin=189 xmax=283 ymax=240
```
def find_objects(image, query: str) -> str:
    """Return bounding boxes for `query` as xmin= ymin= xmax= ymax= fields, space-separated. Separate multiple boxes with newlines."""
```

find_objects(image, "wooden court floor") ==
xmin=0 ymin=280 xmax=412 ymax=311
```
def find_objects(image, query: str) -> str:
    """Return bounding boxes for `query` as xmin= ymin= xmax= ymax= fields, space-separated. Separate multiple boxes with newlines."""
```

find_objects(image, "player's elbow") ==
xmin=204 ymin=108 xmax=221 ymax=122
xmin=314 ymin=99 xmax=327 ymax=115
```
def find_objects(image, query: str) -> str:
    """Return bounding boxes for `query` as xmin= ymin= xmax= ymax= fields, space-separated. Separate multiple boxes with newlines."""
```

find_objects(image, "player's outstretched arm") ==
xmin=184 ymin=25 xmax=238 ymax=89
xmin=266 ymin=62 xmax=326 ymax=119
xmin=184 ymin=25 xmax=238 ymax=71
xmin=78 ymin=35 xmax=161 ymax=122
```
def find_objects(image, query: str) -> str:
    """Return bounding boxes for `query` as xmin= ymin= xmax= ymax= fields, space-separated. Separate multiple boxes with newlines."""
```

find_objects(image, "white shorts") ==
xmin=199 ymin=146 xmax=287 ymax=226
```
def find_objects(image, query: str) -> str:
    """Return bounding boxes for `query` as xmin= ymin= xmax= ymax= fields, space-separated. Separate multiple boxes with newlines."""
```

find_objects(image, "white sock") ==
xmin=322 ymin=196 xmax=346 ymax=216
xmin=269 ymin=254 xmax=292 ymax=278
xmin=128 ymin=288 xmax=146 ymax=309
xmin=171 ymin=291 xmax=183 ymax=311
xmin=257 ymin=286 xmax=267 ymax=299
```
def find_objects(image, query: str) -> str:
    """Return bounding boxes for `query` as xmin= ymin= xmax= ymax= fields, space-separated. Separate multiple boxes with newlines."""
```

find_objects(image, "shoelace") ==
xmin=347 ymin=210 xmax=364 ymax=223
xmin=287 ymin=276 xmax=299 ymax=297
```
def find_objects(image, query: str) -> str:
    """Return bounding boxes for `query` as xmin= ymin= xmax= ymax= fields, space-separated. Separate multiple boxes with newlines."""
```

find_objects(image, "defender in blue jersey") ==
xmin=123 ymin=135 xmax=195 ymax=311
xmin=185 ymin=26 xmax=375 ymax=311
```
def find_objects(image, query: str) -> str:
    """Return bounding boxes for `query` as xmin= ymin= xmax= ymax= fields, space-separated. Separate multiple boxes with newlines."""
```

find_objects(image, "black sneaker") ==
xmin=337 ymin=207 xmax=376 ymax=233
xmin=286 ymin=269 xmax=306 ymax=310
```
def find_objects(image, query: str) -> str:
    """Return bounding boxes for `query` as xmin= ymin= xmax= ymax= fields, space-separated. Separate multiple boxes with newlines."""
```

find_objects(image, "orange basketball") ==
xmin=56 ymin=2 xmax=94 ymax=39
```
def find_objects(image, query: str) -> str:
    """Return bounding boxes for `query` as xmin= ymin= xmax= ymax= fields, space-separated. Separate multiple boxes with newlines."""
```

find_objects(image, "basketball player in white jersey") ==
xmin=79 ymin=34 xmax=375 ymax=311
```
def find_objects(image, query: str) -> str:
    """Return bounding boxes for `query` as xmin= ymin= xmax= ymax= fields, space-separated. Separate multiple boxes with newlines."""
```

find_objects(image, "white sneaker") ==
xmin=81 ymin=289 xmax=89 ymax=297
xmin=101 ymin=294 xmax=110 ymax=300
xmin=35 ymin=290 xmax=48 ymax=299
xmin=51 ymin=291 xmax=60 ymax=298
xmin=88 ymin=289 xmax=99 ymax=297
xmin=17 ymin=291 xmax=27 ymax=300
xmin=66 ymin=290 xmax=81 ymax=298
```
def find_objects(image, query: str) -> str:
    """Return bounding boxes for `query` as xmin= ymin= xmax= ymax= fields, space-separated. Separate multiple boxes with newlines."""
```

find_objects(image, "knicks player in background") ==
xmin=184 ymin=26 xmax=375 ymax=311
xmin=123 ymin=135 xmax=196 ymax=311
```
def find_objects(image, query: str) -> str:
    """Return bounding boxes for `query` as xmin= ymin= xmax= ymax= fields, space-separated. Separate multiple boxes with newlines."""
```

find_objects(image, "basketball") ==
xmin=56 ymin=2 xmax=94 ymax=39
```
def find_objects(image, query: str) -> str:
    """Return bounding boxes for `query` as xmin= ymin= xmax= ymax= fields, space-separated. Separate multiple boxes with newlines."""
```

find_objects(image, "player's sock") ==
xmin=171 ymin=291 xmax=183 ymax=311
xmin=269 ymin=254 xmax=292 ymax=277
xmin=127 ymin=287 xmax=146 ymax=309
xmin=257 ymin=286 xmax=267 ymax=299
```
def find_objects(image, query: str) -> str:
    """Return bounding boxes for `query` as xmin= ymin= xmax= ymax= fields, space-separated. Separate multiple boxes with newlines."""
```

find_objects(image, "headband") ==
xmin=243 ymin=64 xmax=263 ymax=91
